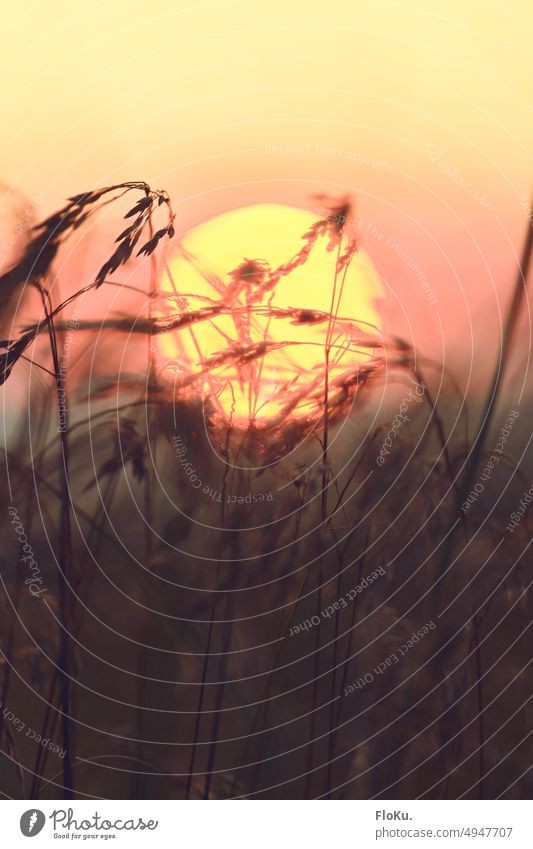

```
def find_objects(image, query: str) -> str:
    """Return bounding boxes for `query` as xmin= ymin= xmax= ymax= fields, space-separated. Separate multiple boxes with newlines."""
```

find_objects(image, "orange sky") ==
xmin=1 ymin=0 xmax=532 ymax=384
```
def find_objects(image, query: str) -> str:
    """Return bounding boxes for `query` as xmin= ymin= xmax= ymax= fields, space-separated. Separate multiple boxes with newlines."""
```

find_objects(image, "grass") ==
xmin=0 ymin=183 xmax=531 ymax=799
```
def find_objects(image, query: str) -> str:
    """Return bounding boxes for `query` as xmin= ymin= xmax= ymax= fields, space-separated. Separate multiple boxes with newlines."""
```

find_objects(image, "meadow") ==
xmin=0 ymin=183 xmax=531 ymax=799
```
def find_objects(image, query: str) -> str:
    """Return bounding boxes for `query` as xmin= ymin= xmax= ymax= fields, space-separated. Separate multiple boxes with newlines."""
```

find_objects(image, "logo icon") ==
xmin=20 ymin=810 xmax=46 ymax=837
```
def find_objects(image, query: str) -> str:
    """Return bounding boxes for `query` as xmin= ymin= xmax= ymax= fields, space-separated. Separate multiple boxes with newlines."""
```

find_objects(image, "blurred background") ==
xmin=0 ymin=0 xmax=532 ymax=386
xmin=1 ymin=0 xmax=532 ymax=802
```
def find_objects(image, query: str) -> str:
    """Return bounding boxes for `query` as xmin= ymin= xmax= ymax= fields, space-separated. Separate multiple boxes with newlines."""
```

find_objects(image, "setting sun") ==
xmin=158 ymin=203 xmax=383 ymax=425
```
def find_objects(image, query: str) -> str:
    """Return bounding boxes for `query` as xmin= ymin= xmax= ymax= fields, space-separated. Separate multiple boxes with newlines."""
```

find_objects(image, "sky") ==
xmin=0 ymin=0 xmax=532 ymax=390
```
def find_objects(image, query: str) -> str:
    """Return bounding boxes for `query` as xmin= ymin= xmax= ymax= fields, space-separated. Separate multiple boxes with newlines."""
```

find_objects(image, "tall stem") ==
xmin=39 ymin=287 xmax=74 ymax=799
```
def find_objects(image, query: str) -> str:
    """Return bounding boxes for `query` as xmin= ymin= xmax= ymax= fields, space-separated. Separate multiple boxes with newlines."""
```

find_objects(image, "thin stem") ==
xmin=38 ymin=286 xmax=74 ymax=799
xmin=472 ymin=613 xmax=485 ymax=799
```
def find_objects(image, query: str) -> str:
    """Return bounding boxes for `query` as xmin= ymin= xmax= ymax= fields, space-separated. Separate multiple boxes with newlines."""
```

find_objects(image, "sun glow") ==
xmin=157 ymin=203 xmax=383 ymax=426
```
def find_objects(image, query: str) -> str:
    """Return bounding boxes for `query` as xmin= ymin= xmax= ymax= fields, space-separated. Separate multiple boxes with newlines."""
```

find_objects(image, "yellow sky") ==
xmin=1 ymin=0 xmax=532 ymax=371
xmin=1 ymin=1 xmax=531 ymax=209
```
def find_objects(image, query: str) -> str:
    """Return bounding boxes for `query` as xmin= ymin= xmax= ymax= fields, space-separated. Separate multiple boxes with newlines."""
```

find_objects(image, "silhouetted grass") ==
xmin=0 ymin=184 xmax=531 ymax=800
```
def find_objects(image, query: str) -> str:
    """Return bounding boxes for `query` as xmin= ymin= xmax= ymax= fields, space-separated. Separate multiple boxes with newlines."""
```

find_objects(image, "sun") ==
xmin=156 ymin=203 xmax=383 ymax=427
